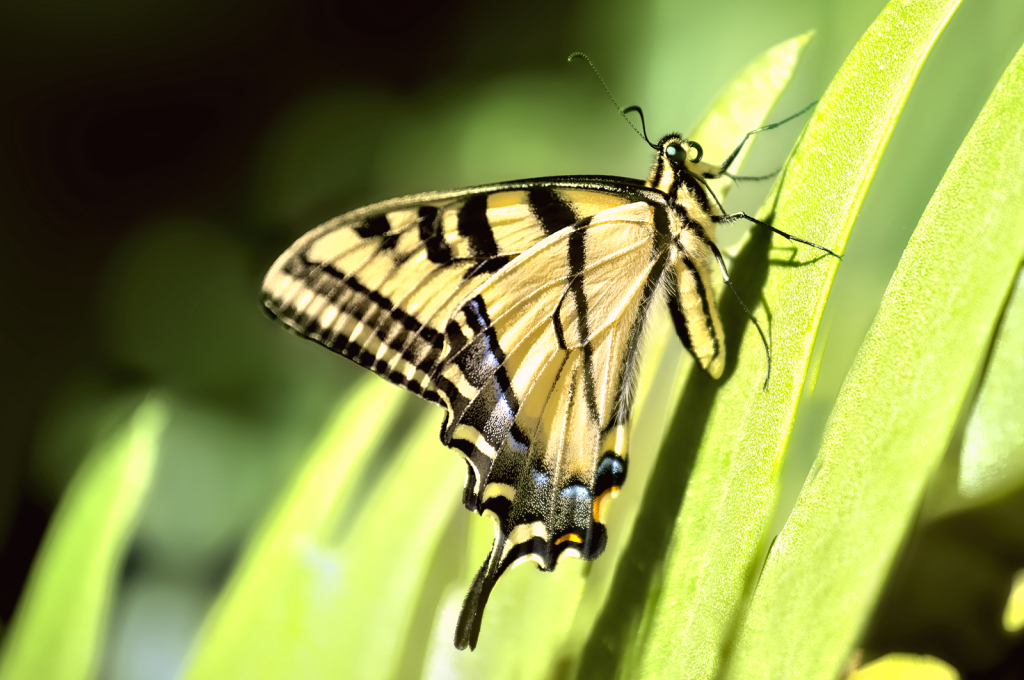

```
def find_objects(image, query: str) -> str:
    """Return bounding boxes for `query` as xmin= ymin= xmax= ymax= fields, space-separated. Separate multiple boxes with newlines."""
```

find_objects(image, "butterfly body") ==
xmin=263 ymin=135 xmax=739 ymax=649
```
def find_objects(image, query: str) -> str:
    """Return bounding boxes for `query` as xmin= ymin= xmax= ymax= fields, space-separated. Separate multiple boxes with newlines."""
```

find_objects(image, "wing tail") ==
xmin=455 ymin=530 xmax=508 ymax=650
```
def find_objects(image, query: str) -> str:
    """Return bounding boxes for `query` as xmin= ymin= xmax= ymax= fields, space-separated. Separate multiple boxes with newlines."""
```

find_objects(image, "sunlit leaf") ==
xmin=567 ymin=32 xmax=814 ymax=678
xmin=1003 ymin=569 xmax=1024 ymax=633
xmin=617 ymin=1 xmax=965 ymax=678
xmin=0 ymin=398 xmax=165 ymax=680
xmin=181 ymin=379 xmax=462 ymax=680
xmin=730 ymin=33 xmax=1024 ymax=680
xmin=960 ymin=266 xmax=1024 ymax=501
xmin=849 ymin=653 xmax=960 ymax=680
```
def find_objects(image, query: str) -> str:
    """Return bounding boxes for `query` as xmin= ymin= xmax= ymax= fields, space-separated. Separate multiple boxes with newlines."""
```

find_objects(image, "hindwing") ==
xmin=447 ymin=202 xmax=673 ymax=648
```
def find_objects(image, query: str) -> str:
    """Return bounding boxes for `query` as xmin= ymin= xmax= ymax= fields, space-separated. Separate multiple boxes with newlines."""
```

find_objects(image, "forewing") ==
xmin=261 ymin=184 xmax=635 ymax=402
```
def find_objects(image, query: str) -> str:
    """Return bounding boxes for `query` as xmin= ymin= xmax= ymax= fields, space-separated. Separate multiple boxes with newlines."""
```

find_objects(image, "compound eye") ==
xmin=665 ymin=142 xmax=685 ymax=164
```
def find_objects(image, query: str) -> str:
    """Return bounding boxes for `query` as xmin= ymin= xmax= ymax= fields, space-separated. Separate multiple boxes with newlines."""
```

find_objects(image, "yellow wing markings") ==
xmin=262 ymin=179 xmax=686 ymax=655
xmin=468 ymin=203 xmax=655 ymax=321
xmin=263 ymin=187 xmax=645 ymax=398
xmin=433 ymin=216 xmax=667 ymax=483
xmin=446 ymin=242 xmax=667 ymax=553
xmin=439 ymin=202 xmax=658 ymax=373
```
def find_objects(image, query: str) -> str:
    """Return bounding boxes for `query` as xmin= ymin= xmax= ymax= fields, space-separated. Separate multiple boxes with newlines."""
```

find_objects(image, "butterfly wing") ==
xmin=261 ymin=179 xmax=645 ymax=401
xmin=440 ymin=202 xmax=674 ymax=648
xmin=261 ymin=178 xmax=674 ymax=650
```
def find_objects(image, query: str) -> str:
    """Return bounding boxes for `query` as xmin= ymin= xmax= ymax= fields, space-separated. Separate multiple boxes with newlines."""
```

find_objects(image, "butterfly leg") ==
xmin=713 ymin=212 xmax=841 ymax=260
xmin=706 ymin=240 xmax=772 ymax=390
xmin=723 ymin=168 xmax=782 ymax=182
xmin=703 ymin=101 xmax=818 ymax=179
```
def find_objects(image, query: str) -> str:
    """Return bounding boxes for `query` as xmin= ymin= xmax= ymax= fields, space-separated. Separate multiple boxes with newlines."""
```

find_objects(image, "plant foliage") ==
xmin=3 ymin=1 xmax=1024 ymax=679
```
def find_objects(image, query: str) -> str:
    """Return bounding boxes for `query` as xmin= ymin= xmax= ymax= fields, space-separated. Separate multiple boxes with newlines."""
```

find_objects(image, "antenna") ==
xmin=621 ymin=105 xmax=656 ymax=148
xmin=568 ymin=52 xmax=657 ymax=149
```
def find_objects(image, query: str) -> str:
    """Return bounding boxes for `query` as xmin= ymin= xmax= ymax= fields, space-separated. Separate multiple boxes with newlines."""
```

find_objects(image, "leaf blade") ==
xmin=632 ymin=1 xmax=963 ymax=678
xmin=180 ymin=379 xmax=459 ymax=680
xmin=729 ymin=33 xmax=1024 ymax=680
xmin=0 ymin=398 xmax=165 ymax=680
xmin=571 ymin=32 xmax=815 ymax=680
xmin=960 ymin=266 xmax=1024 ymax=501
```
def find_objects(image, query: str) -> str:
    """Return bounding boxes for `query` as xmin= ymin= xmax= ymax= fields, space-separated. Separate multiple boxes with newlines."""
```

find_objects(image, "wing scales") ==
xmin=446 ymin=204 xmax=673 ymax=649
xmin=435 ymin=203 xmax=659 ymax=458
xmin=261 ymin=186 xmax=637 ymax=395
xmin=261 ymin=181 xmax=674 ymax=651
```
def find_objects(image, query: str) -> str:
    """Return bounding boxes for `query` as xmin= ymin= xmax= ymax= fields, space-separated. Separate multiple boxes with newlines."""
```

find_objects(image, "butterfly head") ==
xmin=649 ymin=134 xmax=710 ymax=197
xmin=662 ymin=136 xmax=703 ymax=167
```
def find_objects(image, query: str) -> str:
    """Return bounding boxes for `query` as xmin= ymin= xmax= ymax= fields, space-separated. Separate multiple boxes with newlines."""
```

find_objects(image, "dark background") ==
xmin=2 ymin=1 xmax=1023 ymax=678
xmin=0 ymin=0 xmax=586 ymax=622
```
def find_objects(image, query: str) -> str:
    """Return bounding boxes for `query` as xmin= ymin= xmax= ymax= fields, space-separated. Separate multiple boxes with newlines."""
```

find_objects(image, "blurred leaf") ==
xmin=960 ymin=266 xmax=1024 ymax=501
xmin=849 ymin=653 xmax=960 ymax=680
xmin=181 ymin=379 xmax=463 ymax=680
xmin=730 ymin=33 xmax=1024 ymax=680
xmin=616 ymin=1 xmax=963 ymax=677
xmin=0 ymin=397 xmax=165 ymax=680
xmin=133 ymin=395 xmax=298 ymax=575
xmin=251 ymin=88 xmax=396 ymax=228
xmin=1004 ymin=569 xmax=1024 ymax=633
xmin=422 ymin=555 xmax=588 ymax=680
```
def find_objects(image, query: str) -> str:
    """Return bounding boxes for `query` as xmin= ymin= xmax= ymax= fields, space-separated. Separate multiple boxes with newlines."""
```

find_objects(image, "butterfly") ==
xmin=260 ymin=63 xmax=836 ymax=650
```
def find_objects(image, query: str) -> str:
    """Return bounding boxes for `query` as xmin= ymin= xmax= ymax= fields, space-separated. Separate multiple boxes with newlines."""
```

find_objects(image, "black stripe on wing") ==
xmin=529 ymin=187 xmax=580 ymax=235
xmin=458 ymin=193 xmax=499 ymax=258
xmin=262 ymin=177 xmax=658 ymax=396
xmin=451 ymin=231 xmax=672 ymax=650
xmin=265 ymin=253 xmax=448 ymax=401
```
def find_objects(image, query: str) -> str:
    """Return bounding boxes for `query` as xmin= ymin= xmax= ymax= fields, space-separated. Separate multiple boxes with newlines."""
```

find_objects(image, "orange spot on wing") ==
xmin=555 ymin=533 xmax=583 ymax=546
xmin=593 ymin=486 xmax=620 ymax=523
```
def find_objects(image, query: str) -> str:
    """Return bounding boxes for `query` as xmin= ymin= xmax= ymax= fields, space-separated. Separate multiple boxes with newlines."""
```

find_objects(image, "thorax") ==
xmin=645 ymin=154 xmax=718 ymax=249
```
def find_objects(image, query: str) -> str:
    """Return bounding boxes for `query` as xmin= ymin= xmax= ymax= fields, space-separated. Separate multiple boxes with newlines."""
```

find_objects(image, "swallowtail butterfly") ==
xmin=261 ymin=63 xmax=835 ymax=649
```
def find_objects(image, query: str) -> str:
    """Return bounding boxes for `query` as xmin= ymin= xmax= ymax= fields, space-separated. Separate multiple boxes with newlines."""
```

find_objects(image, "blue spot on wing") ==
xmin=560 ymin=484 xmax=591 ymax=501
xmin=532 ymin=469 xmax=549 ymax=487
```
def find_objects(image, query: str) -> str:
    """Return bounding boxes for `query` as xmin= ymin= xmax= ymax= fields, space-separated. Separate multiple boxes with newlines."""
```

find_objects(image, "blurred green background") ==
xmin=1 ymin=0 xmax=1023 ymax=678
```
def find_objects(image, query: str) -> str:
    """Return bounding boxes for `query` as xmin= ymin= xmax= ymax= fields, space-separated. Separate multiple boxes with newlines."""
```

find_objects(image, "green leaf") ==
xmin=1004 ymin=568 xmax=1024 ymax=633
xmin=419 ymin=32 xmax=814 ymax=680
xmin=0 ymin=398 xmax=165 ymax=680
xmin=612 ymin=1 xmax=964 ymax=678
xmin=959 ymin=266 xmax=1024 ymax=501
xmin=180 ymin=378 xmax=463 ymax=680
xmin=728 ymin=33 xmax=1024 ymax=680
xmin=848 ymin=653 xmax=960 ymax=680
xmin=568 ymin=32 xmax=814 ymax=678
xmin=422 ymin=552 xmax=589 ymax=680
